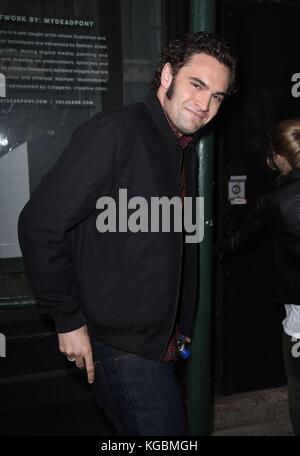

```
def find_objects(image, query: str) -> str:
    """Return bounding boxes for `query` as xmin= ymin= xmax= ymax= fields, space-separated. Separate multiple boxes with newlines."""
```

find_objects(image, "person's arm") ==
xmin=220 ymin=196 xmax=271 ymax=260
xmin=18 ymin=115 xmax=123 ymax=381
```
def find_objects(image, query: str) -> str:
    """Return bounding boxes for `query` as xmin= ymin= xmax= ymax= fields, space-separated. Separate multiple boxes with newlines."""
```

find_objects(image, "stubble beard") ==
xmin=165 ymin=78 xmax=203 ymax=135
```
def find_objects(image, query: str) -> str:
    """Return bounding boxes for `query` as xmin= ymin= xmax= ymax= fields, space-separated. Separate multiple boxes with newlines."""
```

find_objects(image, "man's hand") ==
xmin=58 ymin=325 xmax=95 ymax=384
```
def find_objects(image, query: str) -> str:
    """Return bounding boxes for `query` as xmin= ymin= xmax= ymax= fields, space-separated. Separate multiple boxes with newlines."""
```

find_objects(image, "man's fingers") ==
xmin=58 ymin=328 xmax=94 ymax=383
xmin=67 ymin=353 xmax=95 ymax=384
xmin=75 ymin=356 xmax=85 ymax=369
xmin=84 ymin=352 xmax=95 ymax=384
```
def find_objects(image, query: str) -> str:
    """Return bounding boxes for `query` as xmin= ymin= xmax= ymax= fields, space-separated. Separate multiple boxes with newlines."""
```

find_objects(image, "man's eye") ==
xmin=213 ymin=95 xmax=223 ymax=104
xmin=191 ymin=82 xmax=201 ymax=89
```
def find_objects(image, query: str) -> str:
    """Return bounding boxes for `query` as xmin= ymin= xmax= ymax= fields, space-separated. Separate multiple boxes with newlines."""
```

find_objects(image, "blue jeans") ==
xmin=90 ymin=337 xmax=188 ymax=436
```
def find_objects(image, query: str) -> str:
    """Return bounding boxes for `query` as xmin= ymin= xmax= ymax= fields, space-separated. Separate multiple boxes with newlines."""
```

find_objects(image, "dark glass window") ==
xmin=0 ymin=0 xmax=189 ymax=299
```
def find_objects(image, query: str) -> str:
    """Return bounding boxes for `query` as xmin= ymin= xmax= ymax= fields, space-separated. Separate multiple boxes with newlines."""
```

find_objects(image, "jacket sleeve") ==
xmin=221 ymin=196 xmax=271 ymax=259
xmin=18 ymin=115 xmax=123 ymax=333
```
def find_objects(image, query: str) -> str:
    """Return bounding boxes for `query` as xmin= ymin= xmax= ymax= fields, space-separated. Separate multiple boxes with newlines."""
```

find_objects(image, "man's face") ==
xmin=160 ymin=53 xmax=231 ymax=135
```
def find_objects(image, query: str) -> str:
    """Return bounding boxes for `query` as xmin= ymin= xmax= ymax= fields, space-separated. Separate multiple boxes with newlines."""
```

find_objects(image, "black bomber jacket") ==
xmin=18 ymin=91 xmax=198 ymax=360
xmin=223 ymin=169 xmax=300 ymax=305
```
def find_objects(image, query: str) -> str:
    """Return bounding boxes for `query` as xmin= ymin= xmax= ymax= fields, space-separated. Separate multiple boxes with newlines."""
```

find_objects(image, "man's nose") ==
xmin=195 ymin=91 xmax=211 ymax=111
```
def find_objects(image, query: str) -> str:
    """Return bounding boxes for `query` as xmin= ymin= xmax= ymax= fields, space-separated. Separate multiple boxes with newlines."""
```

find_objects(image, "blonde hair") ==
xmin=267 ymin=118 xmax=300 ymax=171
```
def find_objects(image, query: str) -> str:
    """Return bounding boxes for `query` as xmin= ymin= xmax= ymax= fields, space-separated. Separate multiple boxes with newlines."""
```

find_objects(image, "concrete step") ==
xmin=212 ymin=386 xmax=294 ymax=436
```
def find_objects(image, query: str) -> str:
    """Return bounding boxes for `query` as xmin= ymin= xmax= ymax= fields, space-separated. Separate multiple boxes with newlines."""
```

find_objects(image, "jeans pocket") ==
xmin=92 ymin=360 xmax=117 ymax=414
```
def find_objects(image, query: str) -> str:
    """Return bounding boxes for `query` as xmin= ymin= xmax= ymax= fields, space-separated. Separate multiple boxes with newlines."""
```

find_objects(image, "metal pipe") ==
xmin=187 ymin=0 xmax=216 ymax=436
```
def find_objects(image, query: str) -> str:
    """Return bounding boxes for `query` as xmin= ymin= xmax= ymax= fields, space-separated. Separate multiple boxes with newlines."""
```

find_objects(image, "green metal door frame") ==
xmin=187 ymin=0 xmax=216 ymax=436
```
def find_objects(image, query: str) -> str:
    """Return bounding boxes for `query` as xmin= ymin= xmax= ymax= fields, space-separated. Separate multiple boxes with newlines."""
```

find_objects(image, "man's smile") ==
xmin=185 ymin=107 xmax=207 ymax=121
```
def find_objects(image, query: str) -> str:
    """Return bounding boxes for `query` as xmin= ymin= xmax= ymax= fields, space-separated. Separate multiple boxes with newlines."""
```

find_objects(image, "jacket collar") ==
xmin=143 ymin=90 xmax=182 ymax=147
xmin=278 ymin=168 xmax=300 ymax=185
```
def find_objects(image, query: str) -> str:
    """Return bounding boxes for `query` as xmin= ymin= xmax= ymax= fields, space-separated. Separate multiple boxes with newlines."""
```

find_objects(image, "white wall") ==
xmin=0 ymin=142 xmax=29 ymax=258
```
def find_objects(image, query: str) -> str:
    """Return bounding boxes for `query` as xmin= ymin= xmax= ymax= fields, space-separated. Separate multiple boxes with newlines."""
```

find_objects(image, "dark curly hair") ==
xmin=150 ymin=31 xmax=237 ymax=95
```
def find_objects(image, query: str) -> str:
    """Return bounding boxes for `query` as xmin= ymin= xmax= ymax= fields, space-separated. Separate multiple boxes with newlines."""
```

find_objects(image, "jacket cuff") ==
xmin=53 ymin=309 xmax=86 ymax=333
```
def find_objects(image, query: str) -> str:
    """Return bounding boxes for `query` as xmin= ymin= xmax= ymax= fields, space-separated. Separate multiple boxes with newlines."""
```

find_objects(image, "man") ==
xmin=18 ymin=32 xmax=236 ymax=435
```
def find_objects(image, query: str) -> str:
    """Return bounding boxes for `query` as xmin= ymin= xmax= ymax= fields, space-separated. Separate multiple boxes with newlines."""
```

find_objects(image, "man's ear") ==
xmin=274 ymin=153 xmax=284 ymax=163
xmin=160 ymin=63 xmax=173 ymax=90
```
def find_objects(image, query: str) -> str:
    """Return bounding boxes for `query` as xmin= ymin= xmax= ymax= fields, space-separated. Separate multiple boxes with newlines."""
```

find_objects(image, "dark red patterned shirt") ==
xmin=162 ymin=110 xmax=193 ymax=361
